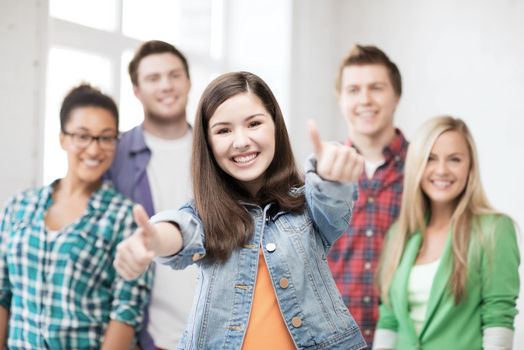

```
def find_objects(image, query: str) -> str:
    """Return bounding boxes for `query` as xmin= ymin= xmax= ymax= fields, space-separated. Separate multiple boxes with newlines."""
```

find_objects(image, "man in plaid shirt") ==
xmin=328 ymin=45 xmax=408 ymax=347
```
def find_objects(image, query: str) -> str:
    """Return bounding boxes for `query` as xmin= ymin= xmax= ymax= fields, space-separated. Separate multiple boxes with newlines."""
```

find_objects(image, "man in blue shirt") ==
xmin=106 ymin=40 xmax=195 ymax=350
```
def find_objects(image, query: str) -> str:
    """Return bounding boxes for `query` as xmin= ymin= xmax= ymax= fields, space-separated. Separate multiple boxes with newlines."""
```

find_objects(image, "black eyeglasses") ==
xmin=62 ymin=131 xmax=118 ymax=150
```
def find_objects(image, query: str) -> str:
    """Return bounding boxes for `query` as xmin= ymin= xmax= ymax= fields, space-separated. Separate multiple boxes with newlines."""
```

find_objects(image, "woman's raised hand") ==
xmin=308 ymin=119 xmax=364 ymax=183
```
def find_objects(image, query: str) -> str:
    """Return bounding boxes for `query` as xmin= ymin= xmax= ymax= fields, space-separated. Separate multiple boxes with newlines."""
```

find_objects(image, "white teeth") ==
xmin=160 ymin=96 xmax=175 ymax=104
xmin=358 ymin=111 xmax=377 ymax=119
xmin=432 ymin=180 xmax=451 ymax=188
xmin=234 ymin=153 xmax=257 ymax=163
xmin=84 ymin=159 xmax=101 ymax=167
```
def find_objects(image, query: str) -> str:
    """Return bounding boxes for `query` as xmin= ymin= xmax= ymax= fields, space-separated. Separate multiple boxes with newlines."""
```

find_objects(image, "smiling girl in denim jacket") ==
xmin=114 ymin=71 xmax=367 ymax=350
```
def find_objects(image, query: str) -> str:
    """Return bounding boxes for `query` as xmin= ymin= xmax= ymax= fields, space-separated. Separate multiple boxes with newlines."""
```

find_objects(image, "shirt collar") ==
xmin=346 ymin=128 xmax=408 ymax=163
xmin=87 ymin=180 xmax=113 ymax=213
xmin=41 ymin=180 xmax=58 ymax=211
xmin=129 ymin=123 xmax=149 ymax=155
xmin=45 ymin=179 xmax=113 ymax=214
xmin=129 ymin=122 xmax=194 ymax=154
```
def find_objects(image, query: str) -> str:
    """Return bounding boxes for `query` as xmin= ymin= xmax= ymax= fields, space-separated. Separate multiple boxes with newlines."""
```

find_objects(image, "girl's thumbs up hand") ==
xmin=114 ymin=205 xmax=157 ymax=280
xmin=308 ymin=119 xmax=364 ymax=183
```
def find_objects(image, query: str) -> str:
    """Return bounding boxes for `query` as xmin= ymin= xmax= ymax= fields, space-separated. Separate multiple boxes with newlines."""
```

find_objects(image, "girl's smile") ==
xmin=231 ymin=151 xmax=260 ymax=166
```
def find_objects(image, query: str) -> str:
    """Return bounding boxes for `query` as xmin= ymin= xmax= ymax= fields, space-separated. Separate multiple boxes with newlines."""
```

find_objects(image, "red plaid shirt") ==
xmin=328 ymin=129 xmax=408 ymax=345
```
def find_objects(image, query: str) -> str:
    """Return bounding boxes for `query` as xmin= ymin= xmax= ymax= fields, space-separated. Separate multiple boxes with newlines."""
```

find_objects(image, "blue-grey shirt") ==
xmin=106 ymin=124 xmax=156 ymax=349
xmin=107 ymin=124 xmax=155 ymax=217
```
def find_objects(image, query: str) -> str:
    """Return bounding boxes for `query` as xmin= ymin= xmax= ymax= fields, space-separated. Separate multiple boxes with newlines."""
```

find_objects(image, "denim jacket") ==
xmin=152 ymin=156 xmax=367 ymax=350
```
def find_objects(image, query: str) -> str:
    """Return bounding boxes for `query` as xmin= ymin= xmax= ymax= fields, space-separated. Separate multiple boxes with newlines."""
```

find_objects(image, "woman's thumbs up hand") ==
xmin=308 ymin=119 xmax=364 ymax=183
xmin=114 ymin=205 xmax=157 ymax=280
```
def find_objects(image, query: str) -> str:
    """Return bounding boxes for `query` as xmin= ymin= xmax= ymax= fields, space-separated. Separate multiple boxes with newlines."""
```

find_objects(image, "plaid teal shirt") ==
xmin=0 ymin=181 xmax=152 ymax=349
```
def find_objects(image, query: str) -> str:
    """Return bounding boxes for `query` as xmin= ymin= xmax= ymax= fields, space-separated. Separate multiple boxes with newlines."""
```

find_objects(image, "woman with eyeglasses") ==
xmin=0 ymin=84 xmax=152 ymax=349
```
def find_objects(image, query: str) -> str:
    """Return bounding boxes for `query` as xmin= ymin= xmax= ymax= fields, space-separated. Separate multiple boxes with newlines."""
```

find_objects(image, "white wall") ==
xmin=0 ymin=0 xmax=47 ymax=204
xmin=290 ymin=0 xmax=524 ymax=346
xmin=289 ymin=0 xmax=341 ymax=164
xmin=225 ymin=0 xmax=292 ymax=119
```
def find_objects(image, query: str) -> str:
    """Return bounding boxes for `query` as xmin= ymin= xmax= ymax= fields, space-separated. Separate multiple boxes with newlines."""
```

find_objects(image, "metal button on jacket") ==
xmin=192 ymin=253 xmax=204 ymax=262
xmin=291 ymin=317 xmax=302 ymax=328
xmin=266 ymin=243 xmax=276 ymax=252
xmin=279 ymin=278 xmax=289 ymax=289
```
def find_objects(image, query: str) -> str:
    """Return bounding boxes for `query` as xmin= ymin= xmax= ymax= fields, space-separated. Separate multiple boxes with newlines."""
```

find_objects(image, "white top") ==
xmin=364 ymin=159 xmax=385 ymax=179
xmin=407 ymin=258 xmax=440 ymax=334
xmin=145 ymin=131 xmax=193 ymax=213
xmin=144 ymin=130 xmax=198 ymax=349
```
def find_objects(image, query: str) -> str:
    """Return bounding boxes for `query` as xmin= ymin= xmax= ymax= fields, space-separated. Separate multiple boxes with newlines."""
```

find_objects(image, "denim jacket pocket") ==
xmin=312 ymin=240 xmax=351 ymax=317
xmin=275 ymin=213 xmax=312 ymax=233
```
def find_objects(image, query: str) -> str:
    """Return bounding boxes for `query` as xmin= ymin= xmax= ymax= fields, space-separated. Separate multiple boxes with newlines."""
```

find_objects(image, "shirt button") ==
xmin=364 ymin=329 xmax=371 ymax=336
xmin=291 ymin=317 xmax=302 ymax=328
xmin=363 ymin=296 xmax=371 ymax=303
xmin=364 ymin=262 xmax=371 ymax=270
xmin=367 ymin=197 xmax=375 ymax=204
xmin=192 ymin=253 xmax=204 ymax=262
xmin=279 ymin=278 xmax=289 ymax=289
xmin=395 ymin=155 xmax=401 ymax=162
xmin=365 ymin=229 xmax=374 ymax=237
xmin=265 ymin=243 xmax=276 ymax=252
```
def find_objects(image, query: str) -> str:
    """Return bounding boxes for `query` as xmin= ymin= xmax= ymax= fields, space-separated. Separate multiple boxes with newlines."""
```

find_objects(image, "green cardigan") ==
xmin=377 ymin=214 xmax=520 ymax=350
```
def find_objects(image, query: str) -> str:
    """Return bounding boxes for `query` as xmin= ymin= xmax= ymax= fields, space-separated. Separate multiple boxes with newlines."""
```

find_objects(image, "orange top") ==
xmin=241 ymin=250 xmax=296 ymax=350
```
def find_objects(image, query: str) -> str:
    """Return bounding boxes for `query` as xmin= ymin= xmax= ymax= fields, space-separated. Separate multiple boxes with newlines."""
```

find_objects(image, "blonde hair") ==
xmin=377 ymin=116 xmax=497 ymax=304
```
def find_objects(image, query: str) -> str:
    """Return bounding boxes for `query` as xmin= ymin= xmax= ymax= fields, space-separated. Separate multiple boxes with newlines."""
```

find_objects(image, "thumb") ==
xmin=308 ymin=119 xmax=323 ymax=157
xmin=133 ymin=204 xmax=155 ymax=249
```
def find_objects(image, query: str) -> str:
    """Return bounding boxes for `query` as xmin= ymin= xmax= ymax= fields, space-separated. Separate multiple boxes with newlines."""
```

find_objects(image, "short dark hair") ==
xmin=336 ymin=44 xmax=402 ymax=97
xmin=60 ymin=83 xmax=119 ymax=131
xmin=128 ymin=40 xmax=190 ymax=86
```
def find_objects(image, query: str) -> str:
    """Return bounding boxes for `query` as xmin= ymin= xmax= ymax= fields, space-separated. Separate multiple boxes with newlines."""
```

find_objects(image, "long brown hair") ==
xmin=192 ymin=72 xmax=305 ymax=262
xmin=377 ymin=116 xmax=499 ymax=304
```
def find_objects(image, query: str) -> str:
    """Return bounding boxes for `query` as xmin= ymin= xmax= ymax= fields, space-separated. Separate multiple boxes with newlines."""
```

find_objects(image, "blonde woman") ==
xmin=373 ymin=116 xmax=520 ymax=350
